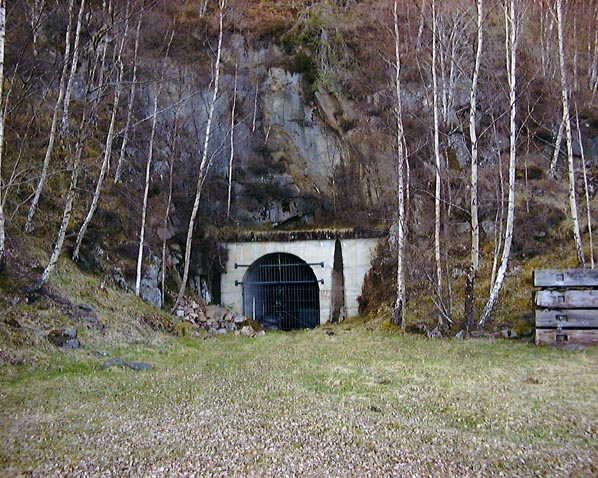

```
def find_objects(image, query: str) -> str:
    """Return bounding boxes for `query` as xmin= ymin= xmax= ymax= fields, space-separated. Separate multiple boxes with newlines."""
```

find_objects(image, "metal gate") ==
xmin=236 ymin=253 xmax=322 ymax=330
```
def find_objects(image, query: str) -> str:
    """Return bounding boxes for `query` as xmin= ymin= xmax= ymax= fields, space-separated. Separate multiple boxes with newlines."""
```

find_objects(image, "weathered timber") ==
xmin=533 ymin=269 xmax=598 ymax=288
xmin=535 ymin=289 xmax=598 ymax=308
xmin=535 ymin=309 xmax=598 ymax=328
xmin=534 ymin=269 xmax=598 ymax=346
xmin=536 ymin=328 xmax=598 ymax=346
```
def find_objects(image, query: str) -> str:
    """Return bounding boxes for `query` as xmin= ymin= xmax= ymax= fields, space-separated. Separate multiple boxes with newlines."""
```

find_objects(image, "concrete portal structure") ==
xmin=220 ymin=233 xmax=380 ymax=328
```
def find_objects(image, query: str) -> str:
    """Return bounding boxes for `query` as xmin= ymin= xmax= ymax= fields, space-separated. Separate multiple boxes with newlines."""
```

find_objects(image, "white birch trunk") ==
xmin=161 ymin=109 xmax=180 ymax=308
xmin=135 ymin=89 xmax=160 ymax=296
xmin=0 ymin=0 xmax=6 ymax=265
xmin=479 ymin=0 xmax=518 ymax=328
xmin=115 ymin=11 xmax=143 ymax=183
xmin=556 ymin=0 xmax=585 ymax=267
xmin=25 ymin=0 xmax=76 ymax=232
xmin=549 ymin=115 xmax=565 ymax=178
xmin=227 ymin=65 xmax=238 ymax=220
xmin=251 ymin=80 xmax=258 ymax=133
xmin=576 ymin=112 xmax=594 ymax=268
xmin=431 ymin=0 xmax=443 ymax=317
xmin=73 ymin=2 xmax=130 ymax=261
xmin=465 ymin=0 xmax=483 ymax=332
xmin=173 ymin=1 xmax=225 ymax=310
xmin=59 ymin=0 xmax=85 ymax=136
xmin=39 ymin=121 xmax=86 ymax=287
xmin=391 ymin=0 xmax=407 ymax=329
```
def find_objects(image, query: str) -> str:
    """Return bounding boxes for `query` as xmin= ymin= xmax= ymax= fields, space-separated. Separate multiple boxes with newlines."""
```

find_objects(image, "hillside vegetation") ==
xmin=0 ymin=0 xmax=598 ymax=350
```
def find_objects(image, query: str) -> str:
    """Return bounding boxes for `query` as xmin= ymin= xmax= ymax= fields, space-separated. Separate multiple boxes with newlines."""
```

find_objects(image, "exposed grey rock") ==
xmin=47 ymin=329 xmax=80 ymax=348
xmin=427 ymin=327 xmax=442 ymax=339
xmin=102 ymin=358 xmax=152 ymax=371
xmin=447 ymin=132 xmax=470 ymax=167
xmin=102 ymin=358 xmax=124 ymax=369
xmin=123 ymin=361 xmax=152 ymax=371
xmin=481 ymin=220 xmax=496 ymax=237
xmin=454 ymin=222 xmax=470 ymax=235
xmin=140 ymin=279 xmax=162 ymax=308
xmin=455 ymin=330 xmax=467 ymax=340
xmin=63 ymin=338 xmax=81 ymax=349
xmin=240 ymin=325 xmax=256 ymax=337
xmin=113 ymin=271 xmax=131 ymax=292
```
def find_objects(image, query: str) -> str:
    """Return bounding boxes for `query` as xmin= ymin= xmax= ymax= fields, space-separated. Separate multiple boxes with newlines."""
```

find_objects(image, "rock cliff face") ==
xmin=140 ymin=37 xmax=379 ymax=230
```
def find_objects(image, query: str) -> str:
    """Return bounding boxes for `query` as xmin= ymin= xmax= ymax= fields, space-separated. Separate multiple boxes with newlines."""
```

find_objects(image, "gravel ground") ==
xmin=1 ymin=331 xmax=597 ymax=477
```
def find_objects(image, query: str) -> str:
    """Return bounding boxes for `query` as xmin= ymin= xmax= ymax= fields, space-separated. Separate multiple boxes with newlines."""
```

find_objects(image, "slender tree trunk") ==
xmin=549 ymin=115 xmax=565 ymax=178
xmin=479 ymin=0 xmax=518 ymax=328
xmin=59 ymin=0 xmax=85 ymax=136
xmin=251 ymin=80 xmax=258 ymax=132
xmin=161 ymin=107 xmax=180 ymax=308
xmin=590 ymin=29 xmax=598 ymax=101
xmin=576 ymin=111 xmax=594 ymax=268
xmin=135 ymin=27 xmax=175 ymax=297
xmin=431 ymin=0 xmax=443 ymax=325
xmin=25 ymin=0 xmax=78 ymax=232
xmin=0 ymin=0 xmax=6 ymax=266
xmin=115 ymin=10 xmax=143 ymax=183
xmin=227 ymin=64 xmax=238 ymax=220
xmin=556 ymin=0 xmax=584 ymax=266
xmin=391 ymin=0 xmax=407 ymax=330
xmin=39 ymin=120 xmax=87 ymax=287
xmin=465 ymin=0 xmax=484 ymax=333
xmin=73 ymin=1 xmax=130 ymax=261
xmin=136 ymin=83 xmax=162 ymax=296
xmin=173 ymin=0 xmax=225 ymax=310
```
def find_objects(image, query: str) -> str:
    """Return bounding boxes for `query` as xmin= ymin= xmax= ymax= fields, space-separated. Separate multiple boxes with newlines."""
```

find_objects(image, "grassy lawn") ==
xmin=1 ymin=328 xmax=596 ymax=477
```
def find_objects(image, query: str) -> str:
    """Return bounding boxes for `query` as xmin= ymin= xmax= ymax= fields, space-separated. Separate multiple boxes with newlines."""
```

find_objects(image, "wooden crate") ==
xmin=533 ymin=269 xmax=598 ymax=346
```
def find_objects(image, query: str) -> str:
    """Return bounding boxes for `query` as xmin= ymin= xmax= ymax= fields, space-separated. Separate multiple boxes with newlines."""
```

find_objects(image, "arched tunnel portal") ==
xmin=240 ymin=253 xmax=322 ymax=330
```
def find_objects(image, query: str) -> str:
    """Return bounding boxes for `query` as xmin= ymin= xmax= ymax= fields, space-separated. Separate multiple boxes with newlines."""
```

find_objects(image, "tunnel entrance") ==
xmin=240 ymin=253 xmax=321 ymax=330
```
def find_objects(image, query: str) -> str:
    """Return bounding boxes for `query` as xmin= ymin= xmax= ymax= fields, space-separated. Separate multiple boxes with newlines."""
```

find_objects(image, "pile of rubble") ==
xmin=174 ymin=298 xmax=265 ymax=337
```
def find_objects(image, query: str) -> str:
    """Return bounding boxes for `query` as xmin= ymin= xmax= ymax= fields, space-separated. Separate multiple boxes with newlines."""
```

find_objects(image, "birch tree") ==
xmin=431 ymin=0 xmax=443 ymax=325
xmin=227 ymin=64 xmax=238 ymax=220
xmin=114 ymin=8 xmax=143 ymax=183
xmin=25 ymin=0 xmax=83 ymax=232
xmin=465 ymin=0 xmax=484 ymax=332
xmin=479 ymin=0 xmax=518 ymax=328
xmin=135 ymin=29 xmax=175 ymax=297
xmin=38 ymin=103 xmax=91 ymax=287
xmin=0 ymin=0 xmax=6 ymax=266
xmin=72 ymin=1 xmax=131 ymax=261
xmin=161 ymin=101 xmax=182 ymax=308
xmin=173 ymin=0 xmax=225 ymax=310
xmin=555 ymin=0 xmax=584 ymax=267
xmin=391 ymin=0 xmax=407 ymax=330
xmin=576 ymin=110 xmax=594 ymax=268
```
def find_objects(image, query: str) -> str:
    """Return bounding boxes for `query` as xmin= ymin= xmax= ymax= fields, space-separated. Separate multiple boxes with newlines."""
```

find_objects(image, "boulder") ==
xmin=455 ymin=330 xmax=467 ymax=340
xmin=47 ymin=329 xmax=81 ymax=348
xmin=426 ymin=327 xmax=442 ymax=339
xmin=240 ymin=325 xmax=256 ymax=337
xmin=139 ymin=279 xmax=162 ymax=308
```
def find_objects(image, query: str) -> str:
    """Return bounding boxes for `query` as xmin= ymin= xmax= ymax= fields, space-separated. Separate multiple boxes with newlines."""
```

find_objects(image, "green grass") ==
xmin=1 ymin=329 xmax=596 ymax=477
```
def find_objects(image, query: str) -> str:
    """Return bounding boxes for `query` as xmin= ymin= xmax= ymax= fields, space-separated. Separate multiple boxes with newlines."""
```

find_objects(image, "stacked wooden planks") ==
xmin=534 ymin=269 xmax=598 ymax=346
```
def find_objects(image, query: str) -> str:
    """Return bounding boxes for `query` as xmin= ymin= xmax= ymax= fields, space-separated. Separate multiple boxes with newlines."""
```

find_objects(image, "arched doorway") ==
xmin=241 ymin=253 xmax=321 ymax=330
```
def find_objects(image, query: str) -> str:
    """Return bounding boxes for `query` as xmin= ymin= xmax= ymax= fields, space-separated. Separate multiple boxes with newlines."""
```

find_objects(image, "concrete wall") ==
xmin=220 ymin=238 xmax=379 ymax=325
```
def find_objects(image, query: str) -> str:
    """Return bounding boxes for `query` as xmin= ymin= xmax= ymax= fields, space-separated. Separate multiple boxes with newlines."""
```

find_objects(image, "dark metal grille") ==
xmin=239 ymin=253 xmax=321 ymax=330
